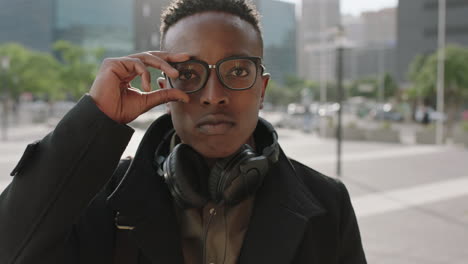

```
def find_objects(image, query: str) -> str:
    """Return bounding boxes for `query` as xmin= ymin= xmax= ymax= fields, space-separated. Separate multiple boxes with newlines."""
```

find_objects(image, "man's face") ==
xmin=160 ymin=12 xmax=269 ymax=158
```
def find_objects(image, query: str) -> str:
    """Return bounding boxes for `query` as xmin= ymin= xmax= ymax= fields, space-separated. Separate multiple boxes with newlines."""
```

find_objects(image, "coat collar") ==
xmin=239 ymin=147 xmax=326 ymax=264
xmin=107 ymin=114 xmax=325 ymax=264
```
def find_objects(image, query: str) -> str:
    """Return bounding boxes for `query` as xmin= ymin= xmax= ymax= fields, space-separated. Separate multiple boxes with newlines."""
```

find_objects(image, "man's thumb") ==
xmin=142 ymin=88 xmax=189 ymax=111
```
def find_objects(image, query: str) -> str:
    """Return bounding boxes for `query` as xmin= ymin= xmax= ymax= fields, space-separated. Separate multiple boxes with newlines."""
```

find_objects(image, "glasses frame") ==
xmin=165 ymin=56 xmax=265 ymax=94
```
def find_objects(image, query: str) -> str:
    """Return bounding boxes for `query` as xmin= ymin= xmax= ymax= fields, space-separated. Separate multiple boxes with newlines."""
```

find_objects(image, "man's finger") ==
xmin=121 ymin=58 xmax=152 ymax=92
xmin=141 ymin=88 xmax=189 ymax=112
xmin=128 ymin=52 xmax=181 ymax=79
xmin=142 ymin=53 xmax=179 ymax=79
xmin=145 ymin=51 xmax=190 ymax=62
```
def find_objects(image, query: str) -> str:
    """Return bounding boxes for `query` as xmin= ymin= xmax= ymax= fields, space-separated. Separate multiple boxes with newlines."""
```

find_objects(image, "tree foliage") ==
xmin=53 ymin=40 xmax=104 ymax=99
xmin=264 ymin=76 xmax=318 ymax=106
xmin=0 ymin=41 xmax=103 ymax=102
xmin=0 ymin=43 xmax=61 ymax=99
xmin=407 ymin=44 xmax=468 ymax=134
xmin=407 ymin=44 xmax=468 ymax=102
xmin=347 ymin=73 xmax=399 ymax=100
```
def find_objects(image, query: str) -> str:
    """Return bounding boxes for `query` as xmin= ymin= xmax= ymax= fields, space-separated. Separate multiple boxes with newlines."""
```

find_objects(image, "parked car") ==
xmin=370 ymin=103 xmax=403 ymax=122
xmin=275 ymin=103 xmax=318 ymax=132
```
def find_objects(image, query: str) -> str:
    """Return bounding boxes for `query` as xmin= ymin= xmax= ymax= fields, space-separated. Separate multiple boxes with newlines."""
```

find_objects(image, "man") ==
xmin=0 ymin=0 xmax=366 ymax=263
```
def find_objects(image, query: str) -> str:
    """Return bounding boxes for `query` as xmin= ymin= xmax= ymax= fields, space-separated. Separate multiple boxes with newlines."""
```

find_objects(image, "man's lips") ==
xmin=196 ymin=114 xmax=235 ymax=135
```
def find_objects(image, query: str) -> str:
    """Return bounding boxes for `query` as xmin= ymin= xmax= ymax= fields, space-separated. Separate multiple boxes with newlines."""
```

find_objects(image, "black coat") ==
xmin=0 ymin=95 xmax=366 ymax=264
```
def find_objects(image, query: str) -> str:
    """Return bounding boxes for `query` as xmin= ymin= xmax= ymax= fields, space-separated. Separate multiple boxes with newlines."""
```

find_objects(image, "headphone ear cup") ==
xmin=208 ymin=160 xmax=224 ymax=202
xmin=209 ymin=145 xmax=259 ymax=205
xmin=163 ymin=144 xmax=210 ymax=208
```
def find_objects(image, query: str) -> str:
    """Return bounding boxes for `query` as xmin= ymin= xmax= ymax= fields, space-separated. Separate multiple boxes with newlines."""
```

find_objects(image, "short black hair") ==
xmin=160 ymin=0 xmax=262 ymax=49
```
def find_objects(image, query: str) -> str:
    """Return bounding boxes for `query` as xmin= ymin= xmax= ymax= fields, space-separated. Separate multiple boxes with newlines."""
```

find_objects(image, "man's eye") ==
xmin=179 ymin=71 xmax=197 ymax=80
xmin=229 ymin=67 xmax=249 ymax=77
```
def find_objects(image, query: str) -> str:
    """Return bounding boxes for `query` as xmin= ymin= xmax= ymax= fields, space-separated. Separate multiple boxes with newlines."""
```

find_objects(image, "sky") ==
xmin=280 ymin=0 xmax=398 ymax=16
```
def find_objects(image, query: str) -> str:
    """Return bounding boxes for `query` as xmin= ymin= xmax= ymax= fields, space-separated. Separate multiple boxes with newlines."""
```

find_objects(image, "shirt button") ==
xmin=209 ymin=208 xmax=216 ymax=215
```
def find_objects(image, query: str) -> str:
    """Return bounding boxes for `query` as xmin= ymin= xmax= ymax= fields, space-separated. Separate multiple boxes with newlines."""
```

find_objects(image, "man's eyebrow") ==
xmin=223 ymin=53 xmax=251 ymax=58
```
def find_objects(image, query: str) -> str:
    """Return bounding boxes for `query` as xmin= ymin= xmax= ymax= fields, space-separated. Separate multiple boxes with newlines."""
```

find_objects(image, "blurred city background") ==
xmin=0 ymin=0 xmax=467 ymax=263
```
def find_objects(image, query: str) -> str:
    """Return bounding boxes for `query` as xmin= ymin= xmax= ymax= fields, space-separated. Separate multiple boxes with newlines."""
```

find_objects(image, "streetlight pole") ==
xmin=335 ymin=26 xmax=345 ymax=177
xmin=319 ymin=0 xmax=328 ymax=137
xmin=378 ymin=46 xmax=386 ymax=105
xmin=436 ymin=0 xmax=446 ymax=145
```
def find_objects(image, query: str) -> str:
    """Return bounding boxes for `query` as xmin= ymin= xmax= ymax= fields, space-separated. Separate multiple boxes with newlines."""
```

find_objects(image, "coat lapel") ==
xmin=107 ymin=115 xmax=184 ymax=264
xmin=239 ymin=148 xmax=326 ymax=264
xmin=76 ymin=186 xmax=117 ymax=264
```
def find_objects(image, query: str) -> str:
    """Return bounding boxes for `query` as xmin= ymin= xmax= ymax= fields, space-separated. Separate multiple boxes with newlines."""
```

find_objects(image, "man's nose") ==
xmin=200 ymin=70 xmax=229 ymax=106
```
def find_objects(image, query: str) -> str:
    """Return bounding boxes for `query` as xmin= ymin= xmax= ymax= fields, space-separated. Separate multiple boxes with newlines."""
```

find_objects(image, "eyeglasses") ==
xmin=164 ymin=56 xmax=265 ymax=94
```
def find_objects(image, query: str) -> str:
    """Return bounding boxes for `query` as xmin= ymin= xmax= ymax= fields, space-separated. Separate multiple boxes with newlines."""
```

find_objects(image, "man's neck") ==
xmin=204 ymin=136 xmax=256 ymax=169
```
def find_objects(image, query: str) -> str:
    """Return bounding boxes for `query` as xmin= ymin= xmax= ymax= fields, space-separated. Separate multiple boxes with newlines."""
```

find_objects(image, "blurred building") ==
xmin=344 ymin=46 xmax=397 ymax=82
xmin=0 ymin=0 xmax=134 ymax=56
xmin=298 ymin=0 xmax=341 ymax=83
xmin=0 ymin=0 xmax=55 ymax=52
xmin=134 ymin=0 xmax=171 ymax=51
xmin=343 ymin=8 xmax=397 ymax=82
xmin=362 ymin=8 xmax=396 ymax=47
xmin=55 ymin=0 xmax=134 ymax=56
xmin=342 ymin=14 xmax=365 ymax=47
xmin=397 ymin=0 xmax=468 ymax=82
xmin=258 ymin=0 xmax=297 ymax=84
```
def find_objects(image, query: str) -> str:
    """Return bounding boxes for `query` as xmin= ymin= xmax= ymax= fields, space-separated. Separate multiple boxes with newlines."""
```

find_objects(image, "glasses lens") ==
xmin=219 ymin=59 xmax=257 ymax=89
xmin=170 ymin=61 xmax=207 ymax=93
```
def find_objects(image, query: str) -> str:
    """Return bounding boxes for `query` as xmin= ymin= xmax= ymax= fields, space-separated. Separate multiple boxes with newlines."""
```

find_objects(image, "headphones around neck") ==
xmin=154 ymin=118 xmax=279 ymax=209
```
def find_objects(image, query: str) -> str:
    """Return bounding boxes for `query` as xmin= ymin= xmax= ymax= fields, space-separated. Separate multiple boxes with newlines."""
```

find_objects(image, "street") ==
xmin=1 ymin=123 xmax=467 ymax=263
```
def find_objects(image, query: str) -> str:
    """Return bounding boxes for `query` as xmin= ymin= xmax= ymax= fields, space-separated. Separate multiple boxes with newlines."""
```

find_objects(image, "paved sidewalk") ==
xmin=0 ymin=122 xmax=53 ymax=143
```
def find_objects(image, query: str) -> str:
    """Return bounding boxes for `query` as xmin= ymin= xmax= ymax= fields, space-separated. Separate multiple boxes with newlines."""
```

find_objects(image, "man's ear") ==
xmin=260 ymin=73 xmax=270 ymax=109
xmin=157 ymin=77 xmax=172 ymax=114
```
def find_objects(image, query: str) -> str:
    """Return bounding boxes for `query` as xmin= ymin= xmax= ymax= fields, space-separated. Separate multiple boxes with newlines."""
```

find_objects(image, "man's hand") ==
xmin=89 ymin=51 xmax=190 ymax=124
